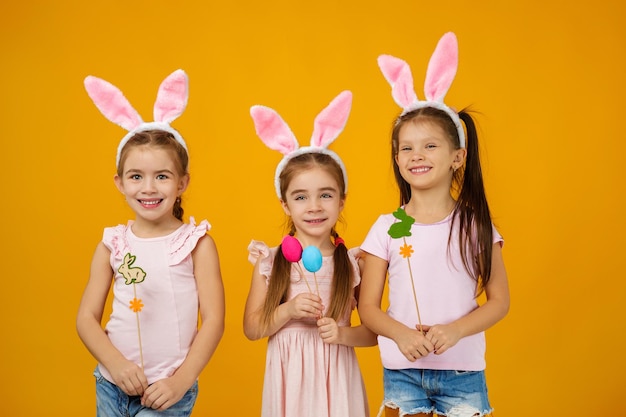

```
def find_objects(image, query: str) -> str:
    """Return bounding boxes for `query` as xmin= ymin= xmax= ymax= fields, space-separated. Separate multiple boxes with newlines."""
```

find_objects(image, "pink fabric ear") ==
xmin=310 ymin=90 xmax=352 ymax=148
xmin=424 ymin=32 xmax=458 ymax=102
xmin=84 ymin=76 xmax=143 ymax=131
xmin=153 ymin=69 xmax=189 ymax=124
xmin=250 ymin=105 xmax=298 ymax=155
xmin=377 ymin=55 xmax=417 ymax=109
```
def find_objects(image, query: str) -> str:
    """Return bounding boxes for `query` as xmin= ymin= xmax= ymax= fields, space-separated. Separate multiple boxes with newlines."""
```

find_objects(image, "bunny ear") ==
xmin=424 ymin=32 xmax=458 ymax=102
xmin=377 ymin=55 xmax=418 ymax=108
xmin=84 ymin=76 xmax=143 ymax=131
xmin=154 ymin=69 xmax=189 ymax=123
xmin=250 ymin=105 xmax=298 ymax=155
xmin=310 ymin=90 xmax=352 ymax=148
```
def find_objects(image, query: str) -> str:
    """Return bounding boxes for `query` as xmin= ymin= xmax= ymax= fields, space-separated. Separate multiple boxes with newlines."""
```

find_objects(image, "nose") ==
xmin=307 ymin=198 xmax=322 ymax=212
xmin=142 ymin=178 xmax=157 ymax=193
xmin=410 ymin=150 xmax=424 ymax=162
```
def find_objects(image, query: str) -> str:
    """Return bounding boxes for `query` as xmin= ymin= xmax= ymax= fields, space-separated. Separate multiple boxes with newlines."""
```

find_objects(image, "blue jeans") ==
xmin=94 ymin=368 xmax=198 ymax=417
xmin=383 ymin=368 xmax=492 ymax=416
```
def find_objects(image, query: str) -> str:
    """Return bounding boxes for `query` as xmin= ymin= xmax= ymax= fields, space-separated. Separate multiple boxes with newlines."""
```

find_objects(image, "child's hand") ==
xmin=394 ymin=326 xmax=434 ymax=362
xmin=141 ymin=375 xmax=187 ymax=411
xmin=425 ymin=323 xmax=461 ymax=355
xmin=287 ymin=293 xmax=324 ymax=320
xmin=317 ymin=317 xmax=342 ymax=344
xmin=109 ymin=358 xmax=148 ymax=396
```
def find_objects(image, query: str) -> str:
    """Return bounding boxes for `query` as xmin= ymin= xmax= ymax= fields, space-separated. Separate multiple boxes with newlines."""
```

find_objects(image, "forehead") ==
xmin=121 ymin=146 xmax=177 ymax=169
xmin=398 ymin=119 xmax=448 ymax=142
xmin=285 ymin=167 xmax=340 ymax=191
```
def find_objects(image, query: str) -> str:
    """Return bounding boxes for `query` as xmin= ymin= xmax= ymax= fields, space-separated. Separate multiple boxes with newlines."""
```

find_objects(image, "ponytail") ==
xmin=260 ymin=223 xmax=296 ymax=331
xmin=173 ymin=196 xmax=184 ymax=221
xmin=327 ymin=229 xmax=353 ymax=321
xmin=455 ymin=111 xmax=494 ymax=294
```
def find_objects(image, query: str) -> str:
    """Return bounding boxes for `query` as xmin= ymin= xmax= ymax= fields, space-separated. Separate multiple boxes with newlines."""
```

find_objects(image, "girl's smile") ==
xmin=138 ymin=198 xmax=164 ymax=208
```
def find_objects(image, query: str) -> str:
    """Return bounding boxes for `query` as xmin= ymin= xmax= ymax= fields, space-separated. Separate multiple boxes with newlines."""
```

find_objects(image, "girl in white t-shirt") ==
xmin=359 ymin=33 xmax=510 ymax=417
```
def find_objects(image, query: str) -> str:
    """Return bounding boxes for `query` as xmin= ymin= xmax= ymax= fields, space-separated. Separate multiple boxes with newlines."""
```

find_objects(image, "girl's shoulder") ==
xmin=102 ymin=222 xmax=132 ymax=259
xmin=366 ymin=212 xmax=397 ymax=234
xmin=102 ymin=217 xmax=211 ymax=264
xmin=169 ymin=217 xmax=211 ymax=264
xmin=247 ymin=240 xmax=278 ymax=281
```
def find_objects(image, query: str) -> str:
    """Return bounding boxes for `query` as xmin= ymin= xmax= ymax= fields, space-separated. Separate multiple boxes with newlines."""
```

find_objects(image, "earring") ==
xmin=176 ymin=197 xmax=181 ymax=204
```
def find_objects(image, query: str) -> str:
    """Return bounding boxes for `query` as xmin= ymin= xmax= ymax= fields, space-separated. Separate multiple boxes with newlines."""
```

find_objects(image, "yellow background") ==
xmin=1 ymin=1 xmax=624 ymax=415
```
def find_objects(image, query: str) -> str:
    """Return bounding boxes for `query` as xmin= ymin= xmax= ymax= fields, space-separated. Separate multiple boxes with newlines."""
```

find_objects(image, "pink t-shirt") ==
xmin=100 ymin=217 xmax=210 ymax=384
xmin=360 ymin=212 xmax=503 ymax=371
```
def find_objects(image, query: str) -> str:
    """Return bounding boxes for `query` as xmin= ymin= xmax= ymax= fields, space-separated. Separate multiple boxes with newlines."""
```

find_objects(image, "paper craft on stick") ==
xmin=387 ymin=208 xmax=424 ymax=334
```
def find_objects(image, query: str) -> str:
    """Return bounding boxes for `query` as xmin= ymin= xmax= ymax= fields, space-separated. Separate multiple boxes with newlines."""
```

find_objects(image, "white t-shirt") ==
xmin=360 ymin=212 xmax=503 ymax=371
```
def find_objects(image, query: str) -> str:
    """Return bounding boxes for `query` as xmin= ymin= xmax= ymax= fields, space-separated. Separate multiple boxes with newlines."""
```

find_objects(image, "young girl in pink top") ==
xmin=244 ymin=91 xmax=376 ymax=417
xmin=76 ymin=70 xmax=225 ymax=416
xmin=359 ymin=33 xmax=510 ymax=417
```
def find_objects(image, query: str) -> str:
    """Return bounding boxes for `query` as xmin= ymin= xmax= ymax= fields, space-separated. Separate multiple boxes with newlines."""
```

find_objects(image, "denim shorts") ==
xmin=382 ymin=368 xmax=492 ymax=416
xmin=94 ymin=367 xmax=198 ymax=417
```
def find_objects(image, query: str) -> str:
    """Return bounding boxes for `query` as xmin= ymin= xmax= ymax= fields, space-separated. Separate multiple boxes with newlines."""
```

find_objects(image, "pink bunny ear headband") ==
xmin=378 ymin=32 xmax=465 ymax=148
xmin=84 ymin=69 xmax=189 ymax=167
xmin=250 ymin=90 xmax=352 ymax=198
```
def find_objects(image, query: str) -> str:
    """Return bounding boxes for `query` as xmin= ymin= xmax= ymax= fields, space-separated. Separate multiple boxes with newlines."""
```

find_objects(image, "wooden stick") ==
xmin=403 ymin=237 xmax=424 ymax=335
xmin=133 ymin=283 xmax=144 ymax=369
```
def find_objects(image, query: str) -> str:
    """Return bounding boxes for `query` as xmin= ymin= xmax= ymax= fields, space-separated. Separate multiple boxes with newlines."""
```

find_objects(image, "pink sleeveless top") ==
xmin=100 ymin=217 xmax=210 ymax=384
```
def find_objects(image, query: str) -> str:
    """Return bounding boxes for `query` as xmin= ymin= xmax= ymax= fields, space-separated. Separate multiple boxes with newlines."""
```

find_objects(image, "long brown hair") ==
xmin=117 ymin=129 xmax=189 ymax=221
xmin=260 ymin=153 xmax=353 ymax=329
xmin=390 ymin=107 xmax=494 ymax=294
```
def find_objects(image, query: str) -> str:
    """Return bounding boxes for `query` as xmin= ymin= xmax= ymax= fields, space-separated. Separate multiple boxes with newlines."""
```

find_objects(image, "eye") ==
xmin=321 ymin=193 xmax=334 ymax=199
xmin=130 ymin=174 xmax=142 ymax=180
xmin=294 ymin=195 xmax=306 ymax=201
xmin=399 ymin=145 xmax=412 ymax=152
xmin=425 ymin=143 xmax=438 ymax=149
xmin=156 ymin=174 xmax=169 ymax=180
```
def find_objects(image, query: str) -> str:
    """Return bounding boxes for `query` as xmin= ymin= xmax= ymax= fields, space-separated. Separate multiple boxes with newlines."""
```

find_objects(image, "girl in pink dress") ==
xmin=244 ymin=91 xmax=376 ymax=417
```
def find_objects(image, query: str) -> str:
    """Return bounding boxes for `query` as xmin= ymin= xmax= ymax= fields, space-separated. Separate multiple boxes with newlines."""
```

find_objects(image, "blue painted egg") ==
xmin=302 ymin=246 xmax=322 ymax=273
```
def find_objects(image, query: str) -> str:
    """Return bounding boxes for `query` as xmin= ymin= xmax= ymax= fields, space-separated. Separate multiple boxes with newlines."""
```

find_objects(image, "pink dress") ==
xmin=248 ymin=241 xmax=369 ymax=417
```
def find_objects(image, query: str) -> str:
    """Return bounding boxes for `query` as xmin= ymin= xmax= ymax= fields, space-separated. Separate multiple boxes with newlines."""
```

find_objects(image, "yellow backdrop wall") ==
xmin=1 ymin=1 xmax=624 ymax=415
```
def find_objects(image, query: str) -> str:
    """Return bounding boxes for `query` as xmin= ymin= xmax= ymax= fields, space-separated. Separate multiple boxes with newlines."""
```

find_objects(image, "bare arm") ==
xmin=142 ymin=234 xmax=225 ymax=410
xmin=317 ymin=317 xmax=378 ymax=347
xmin=358 ymin=252 xmax=434 ymax=360
xmin=316 ymin=282 xmax=377 ymax=347
xmin=425 ymin=242 xmax=510 ymax=354
xmin=76 ymin=242 xmax=149 ymax=396
xmin=243 ymin=259 xmax=322 ymax=340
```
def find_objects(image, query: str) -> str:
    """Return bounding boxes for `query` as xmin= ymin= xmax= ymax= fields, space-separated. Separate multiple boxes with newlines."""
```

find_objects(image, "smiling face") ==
xmin=114 ymin=145 xmax=189 ymax=228
xmin=280 ymin=164 xmax=345 ymax=247
xmin=394 ymin=119 xmax=466 ymax=194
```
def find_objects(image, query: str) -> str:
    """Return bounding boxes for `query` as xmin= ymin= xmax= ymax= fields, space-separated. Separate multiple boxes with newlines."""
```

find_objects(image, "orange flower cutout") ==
xmin=129 ymin=298 xmax=144 ymax=312
xmin=399 ymin=243 xmax=414 ymax=259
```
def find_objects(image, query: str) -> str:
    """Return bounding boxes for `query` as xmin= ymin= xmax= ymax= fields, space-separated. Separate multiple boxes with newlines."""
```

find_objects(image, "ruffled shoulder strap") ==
xmin=102 ymin=222 xmax=132 ymax=261
xmin=169 ymin=216 xmax=211 ymax=265
xmin=347 ymin=246 xmax=363 ymax=287
xmin=247 ymin=240 xmax=275 ymax=283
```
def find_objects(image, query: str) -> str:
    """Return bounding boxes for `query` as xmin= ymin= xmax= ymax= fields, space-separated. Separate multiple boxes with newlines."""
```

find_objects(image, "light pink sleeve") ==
xmin=169 ymin=217 xmax=211 ymax=266
xmin=247 ymin=240 xmax=274 ymax=283
xmin=348 ymin=247 xmax=363 ymax=288
xmin=102 ymin=223 xmax=130 ymax=261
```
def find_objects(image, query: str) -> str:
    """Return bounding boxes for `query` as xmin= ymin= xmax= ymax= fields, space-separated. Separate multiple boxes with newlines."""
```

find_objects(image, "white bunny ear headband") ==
xmin=378 ymin=32 xmax=465 ymax=148
xmin=250 ymin=90 xmax=352 ymax=198
xmin=84 ymin=69 xmax=189 ymax=167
